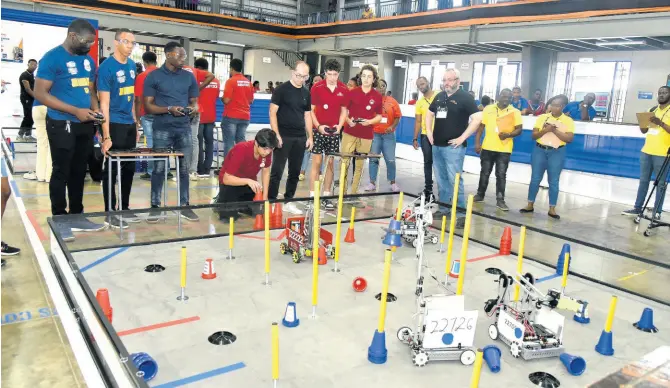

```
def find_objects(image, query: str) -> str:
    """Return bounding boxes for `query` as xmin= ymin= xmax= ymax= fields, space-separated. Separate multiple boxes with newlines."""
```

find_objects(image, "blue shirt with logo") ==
xmin=563 ymin=101 xmax=596 ymax=121
xmin=36 ymin=45 xmax=96 ymax=122
xmin=511 ymin=97 xmax=529 ymax=112
xmin=97 ymin=56 xmax=137 ymax=124
xmin=144 ymin=64 xmax=199 ymax=130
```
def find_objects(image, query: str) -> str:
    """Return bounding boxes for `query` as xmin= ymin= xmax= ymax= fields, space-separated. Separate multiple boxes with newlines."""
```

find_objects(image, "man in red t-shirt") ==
xmin=342 ymin=65 xmax=382 ymax=194
xmin=222 ymin=58 xmax=254 ymax=156
xmin=134 ymin=51 xmax=160 ymax=179
xmin=194 ymin=58 xmax=220 ymax=178
xmin=183 ymin=63 xmax=214 ymax=179
xmin=215 ymin=128 xmax=278 ymax=220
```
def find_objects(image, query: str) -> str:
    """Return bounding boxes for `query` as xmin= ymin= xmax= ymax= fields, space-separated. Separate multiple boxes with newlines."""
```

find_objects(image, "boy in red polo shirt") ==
xmin=342 ymin=65 xmax=382 ymax=194
xmin=215 ymin=128 xmax=278 ymax=220
xmin=194 ymin=57 xmax=220 ymax=177
xmin=222 ymin=58 xmax=254 ymax=157
xmin=183 ymin=63 xmax=215 ymax=180
xmin=134 ymin=51 xmax=160 ymax=179
xmin=309 ymin=59 xmax=348 ymax=209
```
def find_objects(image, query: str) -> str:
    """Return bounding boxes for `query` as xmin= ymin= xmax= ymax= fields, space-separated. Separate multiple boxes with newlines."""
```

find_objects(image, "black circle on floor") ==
xmin=375 ymin=292 xmax=397 ymax=302
xmin=485 ymin=267 xmax=503 ymax=275
xmin=529 ymin=372 xmax=560 ymax=387
xmin=209 ymin=331 xmax=237 ymax=345
xmin=144 ymin=264 xmax=165 ymax=273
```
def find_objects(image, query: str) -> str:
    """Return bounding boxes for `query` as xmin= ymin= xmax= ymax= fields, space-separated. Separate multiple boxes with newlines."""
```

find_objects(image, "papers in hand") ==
xmin=636 ymin=112 xmax=655 ymax=129
xmin=496 ymin=113 xmax=516 ymax=134
xmin=539 ymin=121 xmax=566 ymax=149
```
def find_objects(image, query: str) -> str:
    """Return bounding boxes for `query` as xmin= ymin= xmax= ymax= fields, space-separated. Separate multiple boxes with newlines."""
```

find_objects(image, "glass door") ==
xmin=472 ymin=61 xmax=522 ymax=100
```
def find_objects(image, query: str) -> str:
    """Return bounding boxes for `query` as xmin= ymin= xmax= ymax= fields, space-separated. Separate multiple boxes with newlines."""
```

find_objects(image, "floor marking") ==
xmin=617 ymin=269 xmax=649 ymax=282
xmin=80 ymin=247 xmax=129 ymax=272
xmin=363 ymin=219 xmax=389 ymax=225
xmin=238 ymin=230 xmax=286 ymax=241
xmin=153 ymin=362 xmax=246 ymax=387
xmin=536 ymin=273 xmax=561 ymax=283
xmin=467 ymin=253 xmax=501 ymax=263
xmin=117 ymin=316 xmax=200 ymax=337
xmin=25 ymin=210 xmax=48 ymax=241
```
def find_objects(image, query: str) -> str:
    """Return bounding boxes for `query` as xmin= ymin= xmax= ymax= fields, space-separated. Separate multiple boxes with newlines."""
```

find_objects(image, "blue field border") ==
xmin=80 ymin=247 xmax=129 ymax=273
xmin=536 ymin=273 xmax=561 ymax=283
xmin=153 ymin=362 xmax=246 ymax=387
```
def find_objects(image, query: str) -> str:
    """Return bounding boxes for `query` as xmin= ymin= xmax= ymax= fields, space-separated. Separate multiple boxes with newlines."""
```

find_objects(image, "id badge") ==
xmin=436 ymin=110 xmax=447 ymax=119
xmin=649 ymin=129 xmax=660 ymax=136
xmin=381 ymin=116 xmax=388 ymax=124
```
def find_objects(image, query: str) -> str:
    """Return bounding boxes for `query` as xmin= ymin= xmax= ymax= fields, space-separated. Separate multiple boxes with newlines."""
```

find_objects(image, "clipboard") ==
xmin=636 ymin=112 xmax=655 ymax=129
xmin=495 ymin=113 xmax=516 ymax=134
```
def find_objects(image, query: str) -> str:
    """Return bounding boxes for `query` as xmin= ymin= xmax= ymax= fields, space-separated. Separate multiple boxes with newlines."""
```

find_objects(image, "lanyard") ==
xmin=654 ymin=105 xmax=670 ymax=123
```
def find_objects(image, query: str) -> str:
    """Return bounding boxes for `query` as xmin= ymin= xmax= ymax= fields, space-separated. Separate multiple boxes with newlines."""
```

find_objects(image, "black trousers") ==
xmin=477 ymin=149 xmax=511 ymax=199
xmin=102 ymin=123 xmax=137 ymax=211
xmin=19 ymin=97 xmax=34 ymax=135
xmin=420 ymin=134 xmax=433 ymax=195
xmin=269 ymin=135 xmax=306 ymax=200
xmin=46 ymin=116 xmax=95 ymax=215
xmin=215 ymin=184 xmax=260 ymax=219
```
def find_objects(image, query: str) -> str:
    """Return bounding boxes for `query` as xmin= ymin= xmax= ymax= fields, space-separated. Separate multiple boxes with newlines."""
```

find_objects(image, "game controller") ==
xmin=323 ymin=126 xmax=337 ymax=134
xmin=182 ymin=107 xmax=194 ymax=116
xmin=92 ymin=112 xmax=105 ymax=122
xmin=352 ymin=118 xmax=366 ymax=123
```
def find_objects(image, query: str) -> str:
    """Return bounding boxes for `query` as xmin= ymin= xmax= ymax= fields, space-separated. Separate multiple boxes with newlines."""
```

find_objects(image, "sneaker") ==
xmin=179 ymin=208 xmax=199 ymax=222
xmin=140 ymin=173 xmax=151 ymax=180
xmin=56 ymin=223 xmax=75 ymax=242
xmin=69 ymin=216 xmax=106 ymax=232
xmin=15 ymin=135 xmax=25 ymax=142
xmin=23 ymin=171 xmax=37 ymax=180
xmin=197 ymin=173 xmax=210 ymax=178
xmin=1 ymin=259 xmax=5 ymax=267
xmin=1 ymin=242 xmax=20 ymax=256
xmin=146 ymin=206 xmax=163 ymax=223
xmin=390 ymin=183 xmax=400 ymax=192
xmin=122 ymin=210 xmax=141 ymax=223
xmin=23 ymin=135 xmax=37 ymax=141
xmin=189 ymin=172 xmax=199 ymax=181
xmin=363 ymin=182 xmax=376 ymax=192
xmin=496 ymin=199 xmax=509 ymax=211
xmin=299 ymin=173 xmax=305 ymax=181
xmin=473 ymin=194 xmax=485 ymax=202
xmin=654 ymin=213 xmax=662 ymax=221
xmin=456 ymin=217 xmax=466 ymax=229
xmin=621 ymin=208 xmax=641 ymax=216
xmin=321 ymin=199 xmax=335 ymax=211
xmin=105 ymin=215 xmax=129 ymax=229
xmin=284 ymin=202 xmax=303 ymax=214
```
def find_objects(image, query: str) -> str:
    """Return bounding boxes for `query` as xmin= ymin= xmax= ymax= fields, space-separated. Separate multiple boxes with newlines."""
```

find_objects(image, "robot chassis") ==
xmin=279 ymin=204 xmax=335 ymax=264
xmin=393 ymin=194 xmax=478 ymax=367
xmin=394 ymin=196 xmax=440 ymax=248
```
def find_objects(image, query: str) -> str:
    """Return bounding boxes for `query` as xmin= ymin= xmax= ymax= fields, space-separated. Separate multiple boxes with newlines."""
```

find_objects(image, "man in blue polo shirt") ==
xmin=143 ymin=41 xmax=200 ymax=223
xmin=564 ymin=93 xmax=597 ymax=121
xmin=98 ymin=28 xmax=140 ymax=229
xmin=34 ymin=19 xmax=105 ymax=240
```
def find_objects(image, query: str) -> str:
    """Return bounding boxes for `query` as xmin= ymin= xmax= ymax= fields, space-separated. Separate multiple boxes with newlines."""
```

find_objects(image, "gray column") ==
xmin=180 ymin=38 xmax=194 ymax=67
xmin=521 ymin=46 xmax=555 ymax=100
xmin=212 ymin=0 xmax=221 ymax=14
xmin=343 ymin=57 xmax=352 ymax=82
xmin=337 ymin=0 xmax=345 ymax=21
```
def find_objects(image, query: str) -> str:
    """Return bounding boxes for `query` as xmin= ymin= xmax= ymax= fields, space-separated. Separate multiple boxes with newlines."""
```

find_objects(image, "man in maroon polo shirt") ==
xmin=309 ymin=59 xmax=348 ymax=210
xmin=341 ymin=65 xmax=382 ymax=194
xmin=215 ymin=128 xmax=278 ymax=220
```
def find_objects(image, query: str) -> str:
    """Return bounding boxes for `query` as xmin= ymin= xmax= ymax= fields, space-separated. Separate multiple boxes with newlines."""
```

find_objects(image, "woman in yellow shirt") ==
xmin=520 ymin=95 xmax=575 ymax=219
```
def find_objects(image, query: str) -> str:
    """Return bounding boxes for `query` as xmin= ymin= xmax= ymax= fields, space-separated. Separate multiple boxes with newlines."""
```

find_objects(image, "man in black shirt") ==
xmin=19 ymin=59 xmax=38 ymax=141
xmin=268 ymin=61 xmax=313 ymax=214
xmin=425 ymin=68 xmax=481 ymax=227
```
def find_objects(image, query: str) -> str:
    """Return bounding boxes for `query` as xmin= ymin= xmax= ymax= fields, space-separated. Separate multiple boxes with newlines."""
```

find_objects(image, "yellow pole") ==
xmin=333 ymin=165 xmax=347 ymax=268
xmin=455 ymin=195 xmax=474 ymax=296
xmin=513 ymin=226 xmax=526 ymax=301
xmin=604 ymin=295 xmax=618 ymax=332
xmin=439 ymin=215 xmax=447 ymax=244
xmin=349 ymin=206 xmax=356 ymax=230
xmin=271 ymin=322 xmax=279 ymax=382
xmin=444 ymin=173 xmax=461 ymax=284
xmin=561 ymin=252 xmax=570 ymax=291
xmin=311 ymin=181 xmax=321 ymax=318
xmin=229 ymin=217 xmax=234 ymax=250
xmin=395 ymin=192 xmax=404 ymax=221
xmin=180 ymin=246 xmax=187 ymax=288
xmin=377 ymin=249 xmax=393 ymax=333
xmin=264 ymin=201 xmax=271 ymax=285
xmin=469 ymin=349 xmax=484 ymax=388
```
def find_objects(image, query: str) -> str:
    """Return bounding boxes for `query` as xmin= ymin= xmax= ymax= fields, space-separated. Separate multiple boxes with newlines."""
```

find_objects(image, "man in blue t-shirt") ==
xmin=34 ymin=19 xmax=105 ymax=239
xmin=564 ymin=93 xmax=597 ymax=121
xmin=97 ymin=28 xmax=140 ymax=229
xmin=143 ymin=41 xmax=200 ymax=223
xmin=511 ymin=86 xmax=530 ymax=115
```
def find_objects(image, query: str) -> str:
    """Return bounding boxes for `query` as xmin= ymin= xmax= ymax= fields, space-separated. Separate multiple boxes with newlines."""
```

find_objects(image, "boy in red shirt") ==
xmin=134 ymin=51 xmax=161 ymax=179
xmin=342 ymin=65 xmax=382 ymax=194
xmin=215 ymin=128 xmax=278 ymax=220
xmin=183 ymin=63 xmax=215 ymax=180
xmin=222 ymin=58 xmax=254 ymax=156
xmin=365 ymin=78 xmax=401 ymax=192
xmin=194 ymin=58 xmax=220 ymax=177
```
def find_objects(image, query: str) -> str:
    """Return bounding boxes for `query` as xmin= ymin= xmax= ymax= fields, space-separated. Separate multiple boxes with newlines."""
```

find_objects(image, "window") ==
xmin=194 ymin=50 xmax=233 ymax=91
xmin=130 ymin=43 xmax=165 ymax=70
xmin=404 ymin=61 xmax=456 ymax=102
xmin=471 ymin=61 xmax=522 ymax=100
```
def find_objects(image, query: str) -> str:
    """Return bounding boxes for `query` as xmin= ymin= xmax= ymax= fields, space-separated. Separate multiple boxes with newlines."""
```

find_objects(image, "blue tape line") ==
xmin=9 ymin=180 xmax=21 ymax=198
xmin=536 ymin=273 xmax=561 ymax=283
xmin=80 ymin=247 xmax=129 ymax=273
xmin=153 ymin=362 xmax=246 ymax=387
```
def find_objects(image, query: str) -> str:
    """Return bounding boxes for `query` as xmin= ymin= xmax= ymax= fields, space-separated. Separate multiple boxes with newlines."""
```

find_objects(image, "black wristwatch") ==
xmin=413 ymin=138 xmax=418 ymax=142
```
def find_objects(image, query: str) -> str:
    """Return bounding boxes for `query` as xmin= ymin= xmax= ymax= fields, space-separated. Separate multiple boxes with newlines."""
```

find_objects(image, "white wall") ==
xmin=556 ymin=50 xmax=670 ymax=123
xmin=243 ymin=49 xmax=293 ymax=88
xmin=348 ymin=56 xmax=377 ymax=79
xmin=412 ymin=53 xmax=522 ymax=85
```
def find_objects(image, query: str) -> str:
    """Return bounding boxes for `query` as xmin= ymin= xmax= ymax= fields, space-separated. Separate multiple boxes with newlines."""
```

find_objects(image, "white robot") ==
xmin=385 ymin=195 xmax=440 ymax=248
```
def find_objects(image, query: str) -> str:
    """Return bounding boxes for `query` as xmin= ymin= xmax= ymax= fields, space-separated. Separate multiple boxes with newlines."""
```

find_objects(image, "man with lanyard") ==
xmin=34 ymin=19 xmax=106 ymax=240
xmin=622 ymin=86 xmax=670 ymax=219
xmin=511 ymin=86 xmax=530 ymax=115
xmin=412 ymin=76 xmax=437 ymax=198
xmin=365 ymin=78 xmax=401 ymax=192
xmin=18 ymin=59 xmax=38 ymax=141
xmin=472 ymin=88 xmax=522 ymax=211
xmin=425 ymin=68 xmax=481 ymax=228
xmin=98 ymin=28 xmax=140 ymax=229
xmin=143 ymin=41 xmax=200 ymax=223
xmin=183 ymin=60 xmax=214 ymax=181
xmin=564 ymin=92 xmax=597 ymax=121
xmin=134 ymin=51 xmax=166 ymax=180
xmin=309 ymin=59 xmax=348 ymax=210
xmin=194 ymin=57 xmax=220 ymax=177
xmin=215 ymin=128 xmax=278 ymax=220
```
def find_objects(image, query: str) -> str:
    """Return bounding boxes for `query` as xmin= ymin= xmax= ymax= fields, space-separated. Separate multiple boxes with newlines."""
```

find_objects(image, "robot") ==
xmin=385 ymin=195 xmax=439 ymax=248
xmin=395 ymin=194 xmax=479 ymax=367
xmin=279 ymin=205 xmax=335 ymax=264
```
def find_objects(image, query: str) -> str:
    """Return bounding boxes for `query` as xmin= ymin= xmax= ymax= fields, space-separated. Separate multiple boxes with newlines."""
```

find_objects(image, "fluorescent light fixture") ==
xmin=365 ymin=47 xmax=379 ymax=50
xmin=417 ymin=47 xmax=443 ymax=52
xmin=595 ymin=40 xmax=645 ymax=46
xmin=216 ymin=40 xmax=246 ymax=47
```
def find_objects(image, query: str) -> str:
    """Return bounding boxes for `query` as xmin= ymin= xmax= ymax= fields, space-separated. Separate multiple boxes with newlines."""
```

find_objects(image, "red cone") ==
xmin=499 ymin=226 xmax=512 ymax=255
xmin=344 ymin=226 xmax=355 ymax=243
xmin=96 ymin=288 xmax=113 ymax=323
xmin=201 ymin=258 xmax=217 ymax=279
xmin=318 ymin=246 xmax=328 ymax=265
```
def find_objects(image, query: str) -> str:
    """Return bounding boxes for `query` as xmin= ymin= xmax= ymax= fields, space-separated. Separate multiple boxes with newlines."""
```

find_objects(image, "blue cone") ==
xmin=382 ymin=220 xmax=402 ymax=247
xmin=131 ymin=352 xmax=158 ymax=381
xmin=555 ymin=243 xmax=571 ymax=275
xmin=282 ymin=302 xmax=300 ymax=328
xmin=595 ymin=330 xmax=614 ymax=356
xmin=633 ymin=307 xmax=658 ymax=333
xmin=482 ymin=345 xmax=502 ymax=373
xmin=367 ymin=330 xmax=387 ymax=364
xmin=560 ymin=353 xmax=586 ymax=376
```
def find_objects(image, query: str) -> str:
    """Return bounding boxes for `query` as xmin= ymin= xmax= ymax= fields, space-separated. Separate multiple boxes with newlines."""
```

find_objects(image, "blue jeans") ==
xmin=527 ymin=144 xmax=566 ymax=207
xmin=369 ymin=132 xmax=397 ymax=182
xmin=141 ymin=115 xmax=155 ymax=174
xmin=634 ymin=152 xmax=668 ymax=212
xmin=222 ymin=117 xmax=249 ymax=157
xmin=151 ymin=127 xmax=191 ymax=206
xmin=197 ymin=123 xmax=214 ymax=175
xmin=432 ymin=145 xmax=466 ymax=215
xmin=300 ymin=150 xmax=326 ymax=174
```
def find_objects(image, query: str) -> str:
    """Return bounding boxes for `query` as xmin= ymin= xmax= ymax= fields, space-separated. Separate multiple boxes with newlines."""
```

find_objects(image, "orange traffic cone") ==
xmin=254 ymin=213 xmax=264 ymax=230
xmin=271 ymin=202 xmax=283 ymax=229
xmin=499 ymin=226 xmax=512 ymax=255
xmin=253 ymin=189 xmax=263 ymax=202
xmin=344 ymin=225 xmax=355 ymax=243
xmin=96 ymin=288 xmax=113 ymax=323
xmin=318 ymin=246 xmax=328 ymax=265
xmin=201 ymin=258 xmax=217 ymax=279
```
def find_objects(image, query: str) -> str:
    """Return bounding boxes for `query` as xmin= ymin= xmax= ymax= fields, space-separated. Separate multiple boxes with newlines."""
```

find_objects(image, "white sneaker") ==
xmin=197 ymin=173 xmax=210 ymax=178
xmin=23 ymin=171 xmax=37 ymax=180
xmin=190 ymin=172 xmax=199 ymax=181
xmin=284 ymin=202 xmax=303 ymax=214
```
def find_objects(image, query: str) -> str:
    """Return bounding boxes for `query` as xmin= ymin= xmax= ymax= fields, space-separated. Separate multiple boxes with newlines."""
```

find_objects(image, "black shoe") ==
xmin=140 ymin=173 xmax=151 ymax=180
xmin=146 ymin=206 xmax=163 ymax=223
xmin=1 ymin=259 xmax=6 ymax=267
xmin=322 ymin=199 xmax=335 ymax=211
xmin=1 ymin=242 xmax=20 ymax=256
xmin=519 ymin=207 xmax=534 ymax=214
xmin=122 ymin=210 xmax=141 ymax=223
xmin=180 ymin=208 xmax=199 ymax=222
xmin=496 ymin=199 xmax=509 ymax=212
xmin=473 ymin=194 xmax=485 ymax=202
xmin=167 ymin=172 xmax=174 ymax=179
xmin=105 ymin=215 xmax=129 ymax=229
xmin=456 ymin=217 xmax=466 ymax=229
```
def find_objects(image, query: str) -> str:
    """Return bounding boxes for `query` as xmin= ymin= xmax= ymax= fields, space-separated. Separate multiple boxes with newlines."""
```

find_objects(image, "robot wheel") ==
xmin=460 ymin=349 xmax=476 ymax=365
xmin=510 ymin=341 xmax=522 ymax=358
xmin=396 ymin=326 xmax=413 ymax=343
xmin=412 ymin=350 xmax=428 ymax=367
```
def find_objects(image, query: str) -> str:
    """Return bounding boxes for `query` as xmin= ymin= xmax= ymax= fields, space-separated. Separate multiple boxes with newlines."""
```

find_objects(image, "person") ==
xmin=347 ymin=77 xmax=358 ymax=90
xmin=564 ymin=93 xmax=596 ymax=121
xmin=25 ymin=98 xmax=51 ymax=182
xmin=622 ymin=86 xmax=670 ymax=219
xmin=18 ymin=59 xmax=38 ymax=141
xmin=143 ymin=41 xmax=200 ymax=222
xmin=194 ymin=57 xmax=220 ymax=178
xmin=266 ymin=81 xmax=274 ymax=94
xmin=520 ymin=94 xmax=574 ymax=219
xmin=480 ymin=95 xmax=492 ymax=109
xmin=468 ymin=90 xmax=480 ymax=108
xmin=222 ymin=58 xmax=254 ymax=157
xmin=308 ymin=59 xmax=348 ymax=209
xmin=253 ymin=80 xmax=260 ymax=93
xmin=366 ymin=78 xmax=401 ymax=192
xmin=362 ymin=4 xmax=375 ymax=19
xmin=473 ymin=88 xmax=523 ymax=211
xmin=311 ymin=74 xmax=323 ymax=88
xmin=413 ymin=76 xmax=438 ymax=198
xmin=215 ymin=128 xmax=278 ymax=220
xmin=342 ymin=65 xmax=383 ymax=195
xmin=425 ymin=68 xmax=481 ymax=227
xmin=34 ymin=19 xmax=106 ymax=240
xmin=1 ymin=159 xmax=21 ymax=259
xmin=268 ymin=61 xmax=313 ymax=214
xmin=408 ymin=92 xmax=418 ymax=105
xmin=97 ymin=28 xmax=140 ymax=228
xmin=134 ymin=51 xmax=165 ymax=180
xmin=183 ymin=62 xmax=214 ymax=181
xmin=528 ymin=89 xmax=546 ymax=116
xmin=511 ymin=86 xmax=530 ymax=115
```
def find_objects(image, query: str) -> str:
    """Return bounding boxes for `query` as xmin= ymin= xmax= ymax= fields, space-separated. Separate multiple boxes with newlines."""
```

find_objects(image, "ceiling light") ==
xmin=595 ymin=40 xmax=646 ymax=46
xmin=365 ymin=47 xmax=379 ymax=50
xmin=216 ymin=40 xmax=246 ymax=47
xmin=417 ymin=47 xmax=443 ymax=52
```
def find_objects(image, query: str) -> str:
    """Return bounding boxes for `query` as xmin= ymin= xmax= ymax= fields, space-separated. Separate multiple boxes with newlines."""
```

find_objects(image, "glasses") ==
xmin=170 ymin=52 xmax=188 ymax=59
xmin=294 ymin=72 xmax=309 ymax=80
xmin=71 ymin=33 xmax=95 ymax=46
xmin=116 ymin=39 xmax=136 ymax=46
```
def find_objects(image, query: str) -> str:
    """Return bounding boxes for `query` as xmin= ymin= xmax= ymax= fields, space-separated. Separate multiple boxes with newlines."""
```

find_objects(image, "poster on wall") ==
xmin=1 ymin=22 xmax=24 ymax=63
